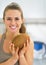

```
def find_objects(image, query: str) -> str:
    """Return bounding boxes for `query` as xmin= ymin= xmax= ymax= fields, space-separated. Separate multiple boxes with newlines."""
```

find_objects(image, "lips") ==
xmin=9 ymin=26 xmax=17 ymax=30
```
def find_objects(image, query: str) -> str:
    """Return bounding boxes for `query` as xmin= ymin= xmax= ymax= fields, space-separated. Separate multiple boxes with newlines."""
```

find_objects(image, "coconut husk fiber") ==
xmin=12 ymin=33 xmax=30 ymax=50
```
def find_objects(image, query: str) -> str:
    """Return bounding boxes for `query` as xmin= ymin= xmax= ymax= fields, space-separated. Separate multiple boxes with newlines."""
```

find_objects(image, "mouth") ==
xmin=9 ymin=26 xmax=17 ymax=30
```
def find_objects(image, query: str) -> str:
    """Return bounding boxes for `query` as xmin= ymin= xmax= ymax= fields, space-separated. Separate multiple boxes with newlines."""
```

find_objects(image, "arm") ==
xmin=19 ymin=38 xmax=34 ymax=65
xmin=19 ymin=54 xmax=28 ymax=65
xmin=0 ymin=56 xmax=18 ymax=65
xmin=0 ymin=43 xmax=19 ymax=65
xmin=25 ymin=39 xmax=34 ymax=65
xmin=19 ymin=44 xmax=28 ymax=65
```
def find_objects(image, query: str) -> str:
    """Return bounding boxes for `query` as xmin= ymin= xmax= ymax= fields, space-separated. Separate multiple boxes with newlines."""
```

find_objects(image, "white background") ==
xmin=0 ymin=0 xmax=46 ymax=18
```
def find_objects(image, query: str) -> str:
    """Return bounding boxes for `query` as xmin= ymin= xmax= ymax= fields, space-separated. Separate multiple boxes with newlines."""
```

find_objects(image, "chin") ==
xmin=10 ymin=29 xmax=18 ymax=33
xmin=8 ymin=27 xmax=19 ymax=33
xmin=10 ymin=30 xmax=17 ymax=33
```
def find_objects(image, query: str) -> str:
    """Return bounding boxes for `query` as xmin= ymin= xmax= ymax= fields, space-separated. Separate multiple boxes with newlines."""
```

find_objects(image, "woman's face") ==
xmin=4 ymin=9 xmax=23 ymax=33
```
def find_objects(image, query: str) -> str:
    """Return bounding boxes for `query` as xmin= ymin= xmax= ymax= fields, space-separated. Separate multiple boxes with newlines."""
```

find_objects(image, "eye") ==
xmin=7 ymin=17 xmax=11 ymax=20
xmin=15 ymin=17 xmax=19 ymax=20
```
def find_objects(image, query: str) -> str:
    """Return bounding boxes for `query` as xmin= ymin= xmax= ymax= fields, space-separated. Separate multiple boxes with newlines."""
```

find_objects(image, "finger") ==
xmin=24 ymin=43 xmax=27 ymax=51
xmin=16 ymin=47 xmax=19 ymax=53
xmin=12 ymin=44 xmax=16 ymax=54
xmin=20 ymin=43 xmax=26 ymax=54
xmin=9 ymin=43 xmax=12 ymax=50
xmin=24 ymin=43 xmax=26 ymax=50
xmin=9 ymin=45 xmax=11 ymax=52
xmin=12 ymin=44 xmax=15 ymax=51
xmin=9 ymin=43 xmax=13 ymax=53
xmin=27 ymin=39 xmax=29 ymax=46
xmin=27 ymin=39 xmax=29 ymax=43
xmin=9 ymin=43 xmax=15 ymax=54
xmin=22 ymin=43 xmax=25 ymax=50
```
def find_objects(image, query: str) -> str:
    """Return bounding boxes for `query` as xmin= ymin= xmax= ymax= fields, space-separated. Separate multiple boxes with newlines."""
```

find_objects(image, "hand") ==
xmin=19 ymin=38 xmax=31 ymax=56
xmin=26 ymin=39 xmax=34 ymax=53
xmin=26 ymin=39 xmax=31 ymax=52
xmin=19 ymin=43 xmax=26 ymax=56
xmin=25 ymin=39 xmax=34 ymax=65
xmin=9 ymin=42 xmax=19 ymax=61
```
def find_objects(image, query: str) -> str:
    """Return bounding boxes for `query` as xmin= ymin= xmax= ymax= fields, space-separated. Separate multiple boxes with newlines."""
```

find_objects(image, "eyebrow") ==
xmin=6 ymin=16 xmax=21 ymax=19
xmin=15 ymin=17 xmax=19 ymax=19
xmin=6 ymin=16 xmax=12 ymax=18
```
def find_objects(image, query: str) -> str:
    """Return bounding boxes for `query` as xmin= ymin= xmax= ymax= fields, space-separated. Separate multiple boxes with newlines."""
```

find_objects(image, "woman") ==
xmin=0 ymin=2 xmax=34 ymax=65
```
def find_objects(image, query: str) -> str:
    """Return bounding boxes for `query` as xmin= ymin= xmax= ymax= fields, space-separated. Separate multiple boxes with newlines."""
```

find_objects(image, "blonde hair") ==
xmin=3 ymin=2 xmax=26 ymax=33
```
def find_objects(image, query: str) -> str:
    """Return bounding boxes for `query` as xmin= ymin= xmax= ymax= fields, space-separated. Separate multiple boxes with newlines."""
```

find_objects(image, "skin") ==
xmin=4 ymin=10 xmax=23 ymax=34
xmin=0 ymin=9 xmax=34 ymax=65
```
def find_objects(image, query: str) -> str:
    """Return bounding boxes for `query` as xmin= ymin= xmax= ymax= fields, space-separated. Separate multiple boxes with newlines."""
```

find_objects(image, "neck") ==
xmin=5 ymin=31 xmax=20 ymax=40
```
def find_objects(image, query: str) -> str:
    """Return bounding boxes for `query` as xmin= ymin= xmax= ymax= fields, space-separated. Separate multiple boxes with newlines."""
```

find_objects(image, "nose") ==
xmin=11 ymin=19 xmax=16 ymax=25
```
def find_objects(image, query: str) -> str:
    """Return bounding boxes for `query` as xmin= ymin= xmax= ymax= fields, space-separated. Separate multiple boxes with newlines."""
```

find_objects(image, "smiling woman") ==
xmin=0 ymin=2 xmax=34 ymax=65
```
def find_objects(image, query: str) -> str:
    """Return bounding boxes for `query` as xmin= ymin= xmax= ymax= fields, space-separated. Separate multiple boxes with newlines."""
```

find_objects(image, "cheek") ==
xmin=19 ymin=20 xmax=23 ymax=25
xmin=18 ymin=22 xmax=22 ymax=28
xmin=16 ymin=23 xmax=21 ymax=30
xmin=4 ymin=21 xmax=10 ymax=28
xmin=17 ymin=20 xmax=22 ymax=26
xmin=4 ymin=20 xmax=10 ymax=25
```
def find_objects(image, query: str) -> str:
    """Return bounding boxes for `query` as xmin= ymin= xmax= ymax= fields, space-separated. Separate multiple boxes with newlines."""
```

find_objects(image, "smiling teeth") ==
xmin=11 ymin=26 xmax=16 ymax=29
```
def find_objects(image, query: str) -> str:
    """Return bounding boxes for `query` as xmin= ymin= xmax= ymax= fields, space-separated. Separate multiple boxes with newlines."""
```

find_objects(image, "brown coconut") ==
xmin=12 ymin=33 xmax=30 ymax=50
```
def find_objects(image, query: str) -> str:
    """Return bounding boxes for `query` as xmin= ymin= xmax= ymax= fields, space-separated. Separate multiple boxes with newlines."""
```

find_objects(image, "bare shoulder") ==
xmin=28 ymin=34 xmax=34 ymax=44
xmin=0 ymin=34 xmax=2 ymax=41
xmin=29 ymin=36 xmax=34 ymax=48
xmin=26 ymin=33 xmax=34 ymax=47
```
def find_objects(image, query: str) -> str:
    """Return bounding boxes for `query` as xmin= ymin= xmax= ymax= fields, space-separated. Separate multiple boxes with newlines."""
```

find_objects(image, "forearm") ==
xmin=0 ymin=56 xmax=18 ymax=65
xmin=25 ymin=51 xmax=33 ymax=65
xmin=25 ymin=43 xmax=34 ymax=65
xmin=19 ymin=55 xmax=28 ymax=65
